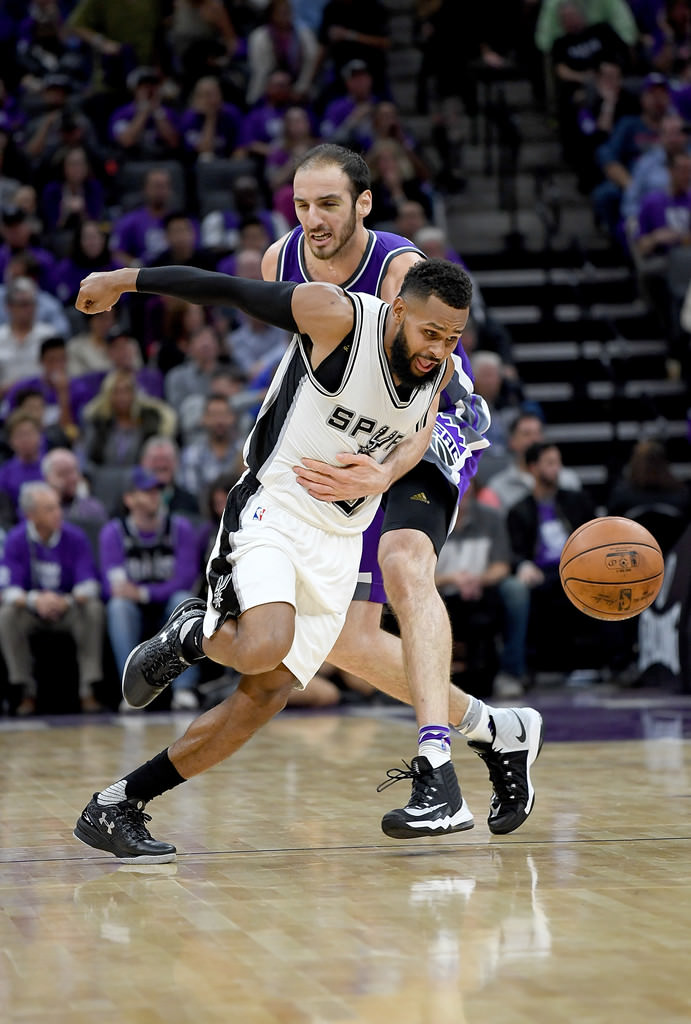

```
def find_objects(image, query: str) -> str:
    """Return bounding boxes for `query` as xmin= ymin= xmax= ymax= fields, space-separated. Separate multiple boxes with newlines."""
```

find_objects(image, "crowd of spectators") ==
xmin=543 ymin=0 xmax=691 ymax=380
xmin=0 ymin=0 xmax=688 ymax=715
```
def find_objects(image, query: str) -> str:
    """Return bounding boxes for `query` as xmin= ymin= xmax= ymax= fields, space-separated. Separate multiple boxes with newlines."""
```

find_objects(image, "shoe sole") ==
xmin=73 ymin=822 xmax=176 ymax=864
xmin=382 ymin=802 xmax=475 ymax=839
xmin=122 ymin=598 xmax=206 ymax=709
xmin=488 ymin=710 xmax=544 ymax=836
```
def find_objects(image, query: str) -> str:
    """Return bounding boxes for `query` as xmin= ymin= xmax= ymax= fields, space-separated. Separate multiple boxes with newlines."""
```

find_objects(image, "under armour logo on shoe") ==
xmin=410 ymin=492 xmax=430 ymax=503
xmin=99 ymin=812 xmax=115 ymax=834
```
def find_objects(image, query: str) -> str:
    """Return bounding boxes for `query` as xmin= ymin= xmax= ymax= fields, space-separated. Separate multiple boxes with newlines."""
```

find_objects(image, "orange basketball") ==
xmin=558 ymin=516 xmax=664 ymax=621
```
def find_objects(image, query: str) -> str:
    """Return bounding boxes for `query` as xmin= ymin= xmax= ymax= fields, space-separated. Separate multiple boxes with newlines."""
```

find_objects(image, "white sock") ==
xmin=418 ymin=741 xmax=450 ymax=768
xmin=97 ymin=780 xmax=128 ymax=805
xmin=457 ymin=697 xmax=494 ymax=743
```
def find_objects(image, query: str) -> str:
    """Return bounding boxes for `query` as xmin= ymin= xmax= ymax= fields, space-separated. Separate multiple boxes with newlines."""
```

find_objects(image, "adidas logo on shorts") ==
xmin=410 ymin=492 xmax=430 ymax=503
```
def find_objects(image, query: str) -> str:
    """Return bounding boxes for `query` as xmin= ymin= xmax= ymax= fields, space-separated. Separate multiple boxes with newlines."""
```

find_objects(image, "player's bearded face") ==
xmin=389 ymin=320 xmax=440 ymax=389
xmin=306 ymin=199 xmax=358 ymax=261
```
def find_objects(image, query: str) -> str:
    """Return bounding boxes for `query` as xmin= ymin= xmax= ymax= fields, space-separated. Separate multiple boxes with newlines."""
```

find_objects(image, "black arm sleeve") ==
xmin=137 ymin=266 xmax=299 ymax=334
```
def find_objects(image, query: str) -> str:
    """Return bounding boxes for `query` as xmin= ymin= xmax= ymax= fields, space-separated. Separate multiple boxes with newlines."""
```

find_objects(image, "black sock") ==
xmin=180 ymin=616 xmax=207 ymax=663
xmin=124 ymin=749 xmax=186 ymax=803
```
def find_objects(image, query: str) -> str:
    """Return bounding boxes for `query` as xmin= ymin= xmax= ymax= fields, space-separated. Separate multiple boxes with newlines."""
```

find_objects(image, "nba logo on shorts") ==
xmin=252 ymin=506 xmax=267 ymax=521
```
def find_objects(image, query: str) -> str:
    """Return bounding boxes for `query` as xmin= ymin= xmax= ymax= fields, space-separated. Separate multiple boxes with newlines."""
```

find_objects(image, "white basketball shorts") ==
xmin=204 ymin=473 xmax=361 ymax=686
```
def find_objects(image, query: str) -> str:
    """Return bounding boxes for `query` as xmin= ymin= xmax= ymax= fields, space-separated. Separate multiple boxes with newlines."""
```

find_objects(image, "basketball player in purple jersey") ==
xmin=263 ymin=145 xmax=543 ymax=838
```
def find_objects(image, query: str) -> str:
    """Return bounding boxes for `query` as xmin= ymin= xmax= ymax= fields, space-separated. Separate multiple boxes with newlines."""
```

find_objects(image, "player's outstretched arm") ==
xmin=76 ymin=266 xmax=300 ymax=333
xmin=76 ymin=267 xmax=354 ymax=355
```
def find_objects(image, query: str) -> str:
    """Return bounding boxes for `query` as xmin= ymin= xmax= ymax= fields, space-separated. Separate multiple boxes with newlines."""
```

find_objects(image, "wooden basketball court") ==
xmin=2 ymin=704 xmax=691 ymax=1024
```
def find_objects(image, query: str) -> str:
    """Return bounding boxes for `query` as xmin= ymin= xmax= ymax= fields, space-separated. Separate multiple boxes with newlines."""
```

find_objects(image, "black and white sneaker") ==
xmin=378 ymin=756 xmax=474 ymax=838
xmin=122 ymin=598 xmax=206 ymax=709
xmin=468 ymin=706 xmax=543 ymax=835
xmin=73 ymin=794 xmax=176 ymax=863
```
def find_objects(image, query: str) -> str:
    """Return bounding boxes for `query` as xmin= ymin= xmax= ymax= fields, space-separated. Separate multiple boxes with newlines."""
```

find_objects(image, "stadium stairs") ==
xmin=384 ymin=0 xmax=690 ymax=509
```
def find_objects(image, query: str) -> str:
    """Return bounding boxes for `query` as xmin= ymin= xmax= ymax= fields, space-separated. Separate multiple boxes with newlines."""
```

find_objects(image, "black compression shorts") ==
xmin=380 ymin=460 xmax=458 ymax=557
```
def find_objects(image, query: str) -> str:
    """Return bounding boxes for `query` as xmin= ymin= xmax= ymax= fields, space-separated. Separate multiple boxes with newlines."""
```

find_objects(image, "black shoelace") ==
xmin=472 ymin=747 xmax=526 ymax=805
xmin=376 ymin=760 xmax=438 ymax=808
xmin=140 ymin=639 xmax=185 ymax=686
xmin=118 ymin=804 xmax=155 ymax=840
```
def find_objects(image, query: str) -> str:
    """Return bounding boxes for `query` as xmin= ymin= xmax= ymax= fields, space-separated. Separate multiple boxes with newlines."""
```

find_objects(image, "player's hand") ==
xmin=76 ymin=270 xmax=132 ymax=314
xmin=293 ymin=453 xmax=391 ymax=502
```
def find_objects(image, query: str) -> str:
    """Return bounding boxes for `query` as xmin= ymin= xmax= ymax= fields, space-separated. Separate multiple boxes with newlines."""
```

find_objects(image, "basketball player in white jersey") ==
xmin=72 ymin=258 xmax=478 ymax=862
xmin=262 ymin=145 xmax=542 ymax=841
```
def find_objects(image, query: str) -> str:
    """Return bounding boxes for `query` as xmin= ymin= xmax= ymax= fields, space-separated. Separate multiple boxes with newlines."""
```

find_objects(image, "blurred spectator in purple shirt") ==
xmin=98 ymin=465 xmax=200 ymax=704
xmin=71 ymin=326 xmax=164 ymax=424
xmin=0 ymin=77 xmax=24 ymax=137
xmin=246 ymin=0 xmax=319 ymax=105
xmin=147 ymin=212 xmax=214 ymax=271
xmin=41 ymin=445 xmax=108 ymax=558
xmin=0 ymin=205 xmax=56 ymax=292
xmin=202 ymin=177 xmax=288 ymax=255
xmin=636 ymin=149 xmax=691 ymax=254
xmin=320 ymin=59 xmax=378 ymax=149
xmin=266 ymin=106 xmax=320 ymax=224
xmin=0 ymin=113 xmax=30 ymax=209
xmin=0 ymin=480 xmax=104 ymax=715
xmin=634 ymin=149 xmax=691 ymax=349
xmin=110 ymin=166 xmax=173 ymax=266
xmin=180 ymin=75 xmax=243 ymax=160
xmin=23 ymin=74 xmax=102 ymax=184
xmin=2 ymin=336 xmax=80 ymax=442
xmin=51 ymin=220 xmax=118 ymax=307
xmin=109 ymin=66 xmax=181 ymax=160
xmin=650 ymin=0 xmax=691 ymax=73
xmin=366 ymin=138 xmax=434 ymax=226
xmin=0 ymin=411 xmax=47 ymax=512
xmin=238 ymin=69 xmax=296 ymax=160
xmin=41 ymin=146 xmax=105 ymax=235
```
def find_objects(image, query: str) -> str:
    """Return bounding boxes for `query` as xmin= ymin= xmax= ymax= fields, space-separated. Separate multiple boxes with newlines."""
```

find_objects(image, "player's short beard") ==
xmin=308 ymin=201 xmax=358 ymax=261
xmin=389 ymin=323 xmax=439 ymax=390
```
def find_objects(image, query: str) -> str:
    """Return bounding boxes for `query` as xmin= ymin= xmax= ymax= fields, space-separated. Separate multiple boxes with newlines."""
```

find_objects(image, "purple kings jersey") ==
xmin=275 ymin=227 xmax=423 ymax=298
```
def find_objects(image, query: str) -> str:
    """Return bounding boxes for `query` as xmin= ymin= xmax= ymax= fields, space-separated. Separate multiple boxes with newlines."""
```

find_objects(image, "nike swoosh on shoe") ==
xmin=512 ymin=710 xmax=526 ymax=743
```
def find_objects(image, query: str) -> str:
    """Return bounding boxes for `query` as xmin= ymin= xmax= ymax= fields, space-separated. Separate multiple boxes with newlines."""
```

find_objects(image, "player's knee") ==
xmin=240 ymin=666 xmax=297 ymax=701
xmin=379 ymin=540 xmax=434 ymax=602
xmin=206 ymin=612 xmax=294 ymax=674
xmin=229 ymin=638 xmax=291 ymax=675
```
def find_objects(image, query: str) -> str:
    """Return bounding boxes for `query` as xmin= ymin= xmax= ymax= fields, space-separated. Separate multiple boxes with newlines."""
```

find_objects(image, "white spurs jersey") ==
xmin=243 ymin=291 xmax=444 ymax=535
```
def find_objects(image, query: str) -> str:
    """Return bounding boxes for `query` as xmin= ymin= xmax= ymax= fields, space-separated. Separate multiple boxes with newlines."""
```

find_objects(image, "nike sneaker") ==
xmin=378 ymin=756 xmax=474 ymax=838
xmin=73 ymin=794 xmax=176 ymax=863
xmin=468 ymin=706 xmax=543 ymax=835
xmin=122 ymin=598 xmax=206 ymax=709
